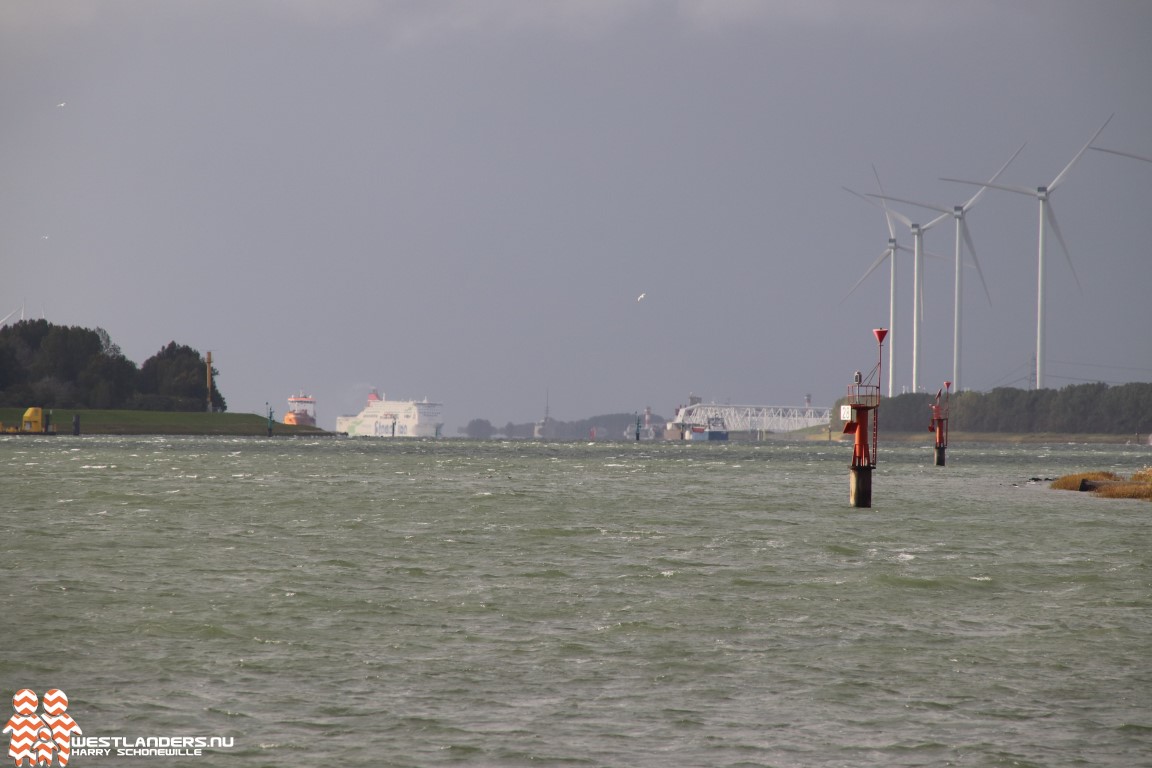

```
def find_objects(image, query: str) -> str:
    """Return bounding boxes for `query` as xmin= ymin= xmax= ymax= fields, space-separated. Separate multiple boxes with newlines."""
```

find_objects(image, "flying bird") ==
xmin=56 ymin=102 xmax=66 ymax=108
xmin=637 ymin=293 xmax=646 ymax=302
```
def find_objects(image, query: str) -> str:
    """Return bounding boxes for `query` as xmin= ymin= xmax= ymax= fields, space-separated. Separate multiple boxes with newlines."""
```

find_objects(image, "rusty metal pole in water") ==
xmin=844 ymin=329 xmax=887 ymax=508
xmin=930 ymin=381 xmax=951 ymax=466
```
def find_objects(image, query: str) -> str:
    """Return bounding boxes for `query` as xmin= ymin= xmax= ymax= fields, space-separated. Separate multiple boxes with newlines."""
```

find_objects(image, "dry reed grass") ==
xmin=1051 ymin=467 xmax=1152 ymax=501
xmin=1049 ymin=471 xmax=1120 ymax=491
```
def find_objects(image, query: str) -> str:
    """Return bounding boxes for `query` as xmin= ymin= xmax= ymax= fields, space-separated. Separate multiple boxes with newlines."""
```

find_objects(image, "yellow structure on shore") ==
xmin=1 ymin=407 xmax=56 ymax=434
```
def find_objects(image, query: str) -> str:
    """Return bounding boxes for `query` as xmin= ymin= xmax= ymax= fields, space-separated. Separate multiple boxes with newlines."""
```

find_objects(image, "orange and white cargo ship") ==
xmin=283 ymin=393 xmax=317 ymax=427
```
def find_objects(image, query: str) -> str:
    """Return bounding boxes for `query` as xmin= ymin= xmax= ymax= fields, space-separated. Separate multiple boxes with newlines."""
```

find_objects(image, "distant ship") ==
xmin=668 ymin=395 xmax=729 ymax=441
xmin=283 ymin=393 xmax=317 ymax=427
xmin=687 ymin=416 xmax=729 ymax=441
xmin=336 ymin=389 xmax=444 ymax=437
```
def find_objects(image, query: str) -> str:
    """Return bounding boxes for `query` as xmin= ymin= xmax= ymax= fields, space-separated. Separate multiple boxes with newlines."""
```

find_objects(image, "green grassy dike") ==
xmin=0 ymin=408 xmax=331 ymax=436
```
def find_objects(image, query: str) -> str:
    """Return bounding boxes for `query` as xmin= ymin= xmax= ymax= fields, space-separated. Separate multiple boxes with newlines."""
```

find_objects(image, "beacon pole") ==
xmin=929 ymin=381 xmax=950 ymax=466
xmin=844 ymin=328 xmax=887 ymax=507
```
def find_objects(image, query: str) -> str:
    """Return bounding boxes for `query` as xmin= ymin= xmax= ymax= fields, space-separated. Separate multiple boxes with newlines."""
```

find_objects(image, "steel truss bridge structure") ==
xmin=671 ymin=403 xmax=832 ymax=434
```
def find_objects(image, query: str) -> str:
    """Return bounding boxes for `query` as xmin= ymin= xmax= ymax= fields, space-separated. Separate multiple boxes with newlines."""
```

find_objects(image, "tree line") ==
xmin=0 ymin=320 xmax=226 ymax=411
xmin=841 ymin=382 xmax=1152 ymax=436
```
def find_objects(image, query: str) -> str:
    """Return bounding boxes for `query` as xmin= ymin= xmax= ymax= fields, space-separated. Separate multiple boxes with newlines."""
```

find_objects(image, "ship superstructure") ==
xmin=336 ymin=389 xmax=444 ymax=437
xmin=283 ymin=393 xmax=317 ymax=427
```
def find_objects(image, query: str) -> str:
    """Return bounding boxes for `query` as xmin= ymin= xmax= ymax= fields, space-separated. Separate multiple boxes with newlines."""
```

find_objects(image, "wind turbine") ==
xmin=869 ymin=143 xmax=1025 ymax=391
xmin=842 ymin=166 xmax=907 ymax=397
xmin=943 ymin=115 xmax=1112 ymax=390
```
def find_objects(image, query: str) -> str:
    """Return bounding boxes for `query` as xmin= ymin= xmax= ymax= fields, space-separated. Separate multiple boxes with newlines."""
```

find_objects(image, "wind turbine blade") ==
xmin=1045 ymin=202 xmax=1083 ymax=294
xmin=923 ymin=248 xmax=951 ymax=263
xmin=847 ymin=186 xmax=913 ymax=229
xmin=961 ymin=220 xmax=992 ymax=305
xmin=961 ymin=141 xmax=1027 ymax=210
xmin=924 ymin=210 xmax=951 ymax=230
xmin=887 ymin=207 xmax=913 ymax=230
xmin=872 ymin=164 xmax=896 ymax=239
xmin=941 ymin=177 xmax=1035 ymax=197
xmin=840 ymin=248 xmax=892 ymax=304
xmin=1091 ymin=145 xmax=1152 ymax=164
xmin=1049 ymin=113 xmax=1114 ymax=191
xmin=867 ymin=192 xmax=950 ymax=216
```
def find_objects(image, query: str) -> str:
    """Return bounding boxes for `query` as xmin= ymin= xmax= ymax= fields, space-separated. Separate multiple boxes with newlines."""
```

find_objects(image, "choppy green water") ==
xmin=2 ymin=436 xmax=1150 ymax=766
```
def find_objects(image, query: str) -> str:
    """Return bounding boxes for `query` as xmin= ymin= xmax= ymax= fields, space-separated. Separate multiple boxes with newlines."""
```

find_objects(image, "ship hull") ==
xmin=283 ymin=412 xmax=316 ymax=427
xmin=283 ymin=394 xmax=317 ymax=428
xmin=688 ymin=427 xmax=729 ymax=441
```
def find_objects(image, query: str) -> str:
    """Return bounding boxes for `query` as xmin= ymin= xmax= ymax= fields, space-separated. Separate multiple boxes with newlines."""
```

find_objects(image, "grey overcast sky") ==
xmin=3 ymin=0 xmax=1151 ymax=432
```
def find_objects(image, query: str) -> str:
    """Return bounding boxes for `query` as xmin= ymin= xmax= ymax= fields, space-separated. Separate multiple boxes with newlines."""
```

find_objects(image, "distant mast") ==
xmin=206 ymin=351 xmax=213 ymax=413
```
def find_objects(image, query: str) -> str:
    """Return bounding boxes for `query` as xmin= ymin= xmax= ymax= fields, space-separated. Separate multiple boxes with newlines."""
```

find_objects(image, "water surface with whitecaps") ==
xmin=3 ymin=436 xmax=1150 ymax=766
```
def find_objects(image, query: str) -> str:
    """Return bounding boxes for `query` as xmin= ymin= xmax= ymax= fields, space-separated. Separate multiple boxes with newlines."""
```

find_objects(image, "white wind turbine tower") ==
xmin=943 ymin=115 xmax=1112 ymax=390
xmin=902 ymin=210 xmax=949 ymax=394
xmin=869 ymin=143 xmax=1025 ymax=391
xmin=842 ymin=166 xmax=908 ymax=397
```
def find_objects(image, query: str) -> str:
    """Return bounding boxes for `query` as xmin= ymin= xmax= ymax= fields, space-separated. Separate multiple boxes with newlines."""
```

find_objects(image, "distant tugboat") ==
xmin=283 ymin=393 xmax=317 ymax=427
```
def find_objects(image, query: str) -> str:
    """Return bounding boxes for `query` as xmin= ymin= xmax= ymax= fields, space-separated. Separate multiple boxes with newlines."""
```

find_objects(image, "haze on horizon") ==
xmin=2 ymin=0 xmax=1150 ymax=433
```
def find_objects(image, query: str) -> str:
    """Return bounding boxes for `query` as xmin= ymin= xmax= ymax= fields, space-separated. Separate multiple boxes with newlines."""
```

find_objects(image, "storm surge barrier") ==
xmin=671 ymin=403 xmax=832 ymax=434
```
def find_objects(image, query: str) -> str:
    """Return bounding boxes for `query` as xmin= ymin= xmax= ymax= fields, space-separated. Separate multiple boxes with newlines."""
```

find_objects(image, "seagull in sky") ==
xmin=56 ymin=102 xmax=66 ymax=108
xmin=637 ymin=293 xmax=646 ymax=302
